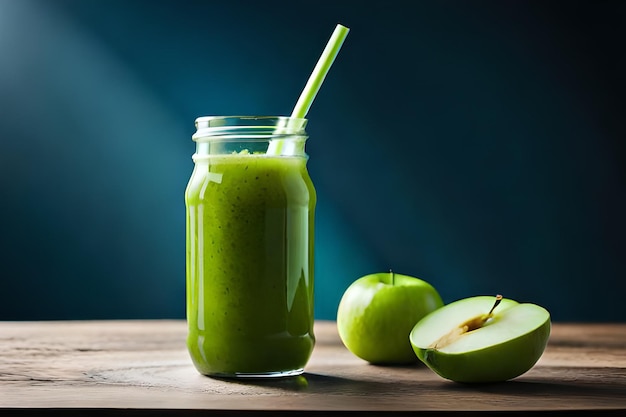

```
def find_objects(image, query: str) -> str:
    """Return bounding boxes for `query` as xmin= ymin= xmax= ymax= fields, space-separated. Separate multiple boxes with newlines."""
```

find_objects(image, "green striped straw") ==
xmin=267 ymin=23 xmax=350 ymax=155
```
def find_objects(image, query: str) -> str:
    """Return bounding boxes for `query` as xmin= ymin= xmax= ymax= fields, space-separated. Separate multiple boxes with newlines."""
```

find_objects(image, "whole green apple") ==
xmin=410 ymin=295 xmax=551 ymax=383
xmin=337 ymin=271 xmax=443 ymax=364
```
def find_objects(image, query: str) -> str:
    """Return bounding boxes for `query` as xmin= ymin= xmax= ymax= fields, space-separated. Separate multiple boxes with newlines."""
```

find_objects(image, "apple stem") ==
xmin=487 ymin=294 xmax=503 ymax=317
xmin=389 ymin=269 xmax=395 ymax=285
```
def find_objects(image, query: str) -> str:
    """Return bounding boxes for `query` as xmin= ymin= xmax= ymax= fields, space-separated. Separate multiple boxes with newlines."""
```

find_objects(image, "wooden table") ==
xmin=1 ymin=320 xmax=625 ymax=415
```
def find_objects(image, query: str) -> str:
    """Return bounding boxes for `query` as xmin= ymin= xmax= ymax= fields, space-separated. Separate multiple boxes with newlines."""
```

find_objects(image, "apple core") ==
xmin=430 ymin=295 xmax=503 ymax=349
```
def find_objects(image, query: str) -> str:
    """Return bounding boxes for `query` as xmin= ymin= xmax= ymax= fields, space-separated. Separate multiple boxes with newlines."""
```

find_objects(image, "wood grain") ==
xmin=0 ymin=320 xmax=625 ymax=415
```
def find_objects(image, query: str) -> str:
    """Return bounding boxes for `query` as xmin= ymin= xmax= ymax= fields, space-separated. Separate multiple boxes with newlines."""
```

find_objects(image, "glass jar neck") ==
xmin=192 ymin=116 xmax=309 ymax=158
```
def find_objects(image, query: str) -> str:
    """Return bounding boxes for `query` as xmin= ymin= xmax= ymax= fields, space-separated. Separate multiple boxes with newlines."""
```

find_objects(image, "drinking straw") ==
xmin=267 ymin=23 xmax=350 ymax=155
xmin=291 ymin=23 xmax=350 ymax=119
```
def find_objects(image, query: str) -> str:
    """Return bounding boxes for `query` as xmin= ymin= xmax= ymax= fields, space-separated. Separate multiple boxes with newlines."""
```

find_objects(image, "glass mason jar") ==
xmin=185 ymin=116 xmax=316 ymax=378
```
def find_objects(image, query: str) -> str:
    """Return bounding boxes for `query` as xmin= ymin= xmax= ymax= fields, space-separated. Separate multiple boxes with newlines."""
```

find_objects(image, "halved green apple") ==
xmin=409 ymin=295 xmax=550 ymax=383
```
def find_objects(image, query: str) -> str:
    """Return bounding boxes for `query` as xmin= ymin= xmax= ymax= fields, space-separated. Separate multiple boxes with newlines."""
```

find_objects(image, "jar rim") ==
xmin=195 ymin=115 xmax=307 ymax=127
xmin=193 ymin=116 xmax=308 ymax=141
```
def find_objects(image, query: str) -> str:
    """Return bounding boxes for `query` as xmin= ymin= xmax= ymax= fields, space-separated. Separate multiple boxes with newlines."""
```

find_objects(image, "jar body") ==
xmin=185 ymin=117 xmax=316 ymax=377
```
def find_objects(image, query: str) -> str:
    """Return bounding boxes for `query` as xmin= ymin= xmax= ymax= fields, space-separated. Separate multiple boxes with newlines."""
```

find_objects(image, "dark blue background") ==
xmin=1 ymin=0 xmax=624 ymax=321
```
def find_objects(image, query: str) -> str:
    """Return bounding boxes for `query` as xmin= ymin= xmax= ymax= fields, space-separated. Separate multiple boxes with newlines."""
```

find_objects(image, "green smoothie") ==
xmin=185 ymin=152 xmax=316 ymax=376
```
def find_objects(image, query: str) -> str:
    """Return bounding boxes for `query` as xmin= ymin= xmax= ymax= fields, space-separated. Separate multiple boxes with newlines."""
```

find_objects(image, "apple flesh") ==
xmin=337 ymin=272 xmax=443 ymax=364
xmin=409 ymin=295 xmax=550 ymax=383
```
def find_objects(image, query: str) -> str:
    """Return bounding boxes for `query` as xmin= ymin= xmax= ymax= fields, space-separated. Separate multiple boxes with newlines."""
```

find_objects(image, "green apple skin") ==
xmin=410 ymin=296 xmax=551 ymax=383
xmin=337 ymin=272 xmax=443 ymax=364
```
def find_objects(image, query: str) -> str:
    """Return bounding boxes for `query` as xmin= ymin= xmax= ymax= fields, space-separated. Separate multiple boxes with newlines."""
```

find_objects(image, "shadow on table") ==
xmin=214 ymin=372 xmax=405 ymax=396
xmin=219 ymin=367 xmax=626 ymax=400
xmin=425 ymin=366 xmax=626 ymax=401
